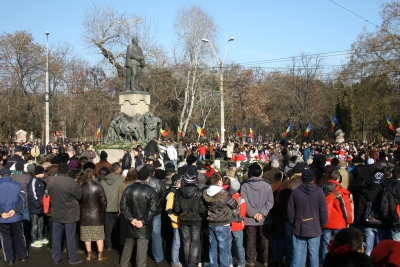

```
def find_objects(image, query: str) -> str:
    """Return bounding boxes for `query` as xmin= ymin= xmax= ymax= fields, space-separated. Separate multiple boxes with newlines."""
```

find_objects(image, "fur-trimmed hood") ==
xmin=203 ymin=186 xmax=227 ymax=203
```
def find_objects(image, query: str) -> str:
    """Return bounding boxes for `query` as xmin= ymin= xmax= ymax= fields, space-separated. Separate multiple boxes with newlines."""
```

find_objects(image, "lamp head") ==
xmin=201 ymin=38 xmax=209 ymax=43
xmin=228 ymin=37 xmax=234 ymax=42
xmin=45 ymin=31 xmax=50 ymax=36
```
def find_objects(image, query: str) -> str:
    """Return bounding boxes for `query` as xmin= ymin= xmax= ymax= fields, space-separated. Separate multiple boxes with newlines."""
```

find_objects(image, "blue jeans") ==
xmin=271 ymin=236 xmax=285 ymax=262
xmin=152 ymin=214 xmax=164 ymax=262
xmin=291 ymin=235 xmax=320 ymax=267
xmin=208 ymin=225 xmax=231 ymax=267
xmin=391 ymin=229 xmax=400 ymax=241
xmin=320 ymin=228 xmax=339 ymax=261
xmin=171 ymin=228 xmax=181 ymax=266
xmin=284 ymin=220 xmax=293 ymax=266
xmin=363 ymin=227 xmax=388 ymax=256
xmin=199 ymin=155 xmax=206 ymax=161
xmin=172 ymin=160 xmax=177 ymax=171
xmin=228 ymin=230 xmax=245 ymax=267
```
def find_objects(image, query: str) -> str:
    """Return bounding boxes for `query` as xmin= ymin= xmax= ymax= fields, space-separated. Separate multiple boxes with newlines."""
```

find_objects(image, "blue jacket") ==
xmin=303 ymin=148 xmax=311 ymax=162
xmin=28 ymin=177 xmax=45 ymax=214
xmin=287 ymin=183 xmax=328 ymax=238
xmin=0 ymin=176 xmax=25 ymax=223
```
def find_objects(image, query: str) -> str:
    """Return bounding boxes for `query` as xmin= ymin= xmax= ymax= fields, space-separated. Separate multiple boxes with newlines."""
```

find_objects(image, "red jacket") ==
xmin=198 ymin=146 xmax=207 ymax=155
xmin=323 ymin=180 xmax=353 ymax=229
xmin=205 ymin=167 xmax=216 ymax=178
xmin=231 ymin=192 xmax=247 ymax=232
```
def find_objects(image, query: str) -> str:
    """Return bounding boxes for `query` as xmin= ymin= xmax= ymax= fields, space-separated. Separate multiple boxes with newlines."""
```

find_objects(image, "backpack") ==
xmin=42 ymin=190 xmax=50 ymax=214
xmin=326 ymin=189 xmax=340 ymax=221
xmin=364 ymin=200 xmax=382 ymax=226
xmin=232 ymin=195 xmax=245 ymax=223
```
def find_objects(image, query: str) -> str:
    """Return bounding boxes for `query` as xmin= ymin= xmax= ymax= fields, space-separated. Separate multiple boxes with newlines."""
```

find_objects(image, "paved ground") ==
xmin=0 ymin=246 xmax=162 ymax=267
xmin=0 ymin=246 xmax=270 ymax=267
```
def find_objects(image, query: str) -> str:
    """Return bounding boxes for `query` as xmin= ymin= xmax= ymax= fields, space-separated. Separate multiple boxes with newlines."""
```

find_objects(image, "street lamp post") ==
xmin=45 ymin=31 xmax=50 ymax=146
xmin=202 ymin=37 xmax=234 ymax=145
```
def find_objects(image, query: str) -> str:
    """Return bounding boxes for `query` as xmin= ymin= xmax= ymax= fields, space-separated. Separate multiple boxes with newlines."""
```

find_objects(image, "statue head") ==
xmin=132 ymin=37 xmax=138 ymax=45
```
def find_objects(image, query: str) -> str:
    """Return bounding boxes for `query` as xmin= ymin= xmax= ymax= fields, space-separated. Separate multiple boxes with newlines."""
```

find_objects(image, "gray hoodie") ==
xmin=241 ymin=177 xmax=274 ymax=226
xmin=101 ymin=173 xmax=123 ymax=212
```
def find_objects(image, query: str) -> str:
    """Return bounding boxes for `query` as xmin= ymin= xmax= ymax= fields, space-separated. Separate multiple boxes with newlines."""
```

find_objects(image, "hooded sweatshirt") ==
xmin=100 ymin=173 xmax=123 ymax=212
xmin=287 ymin=183 xmax=328 ymax=237
xmin=241 ymin=177 xmax=274 ymax=226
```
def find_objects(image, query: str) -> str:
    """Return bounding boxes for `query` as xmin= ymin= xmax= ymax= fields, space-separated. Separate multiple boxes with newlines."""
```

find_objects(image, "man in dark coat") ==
xmin=287 ymin=170 xmax=327 ymax=267
xmin=121 ymin=148 xmax=132 ymax=171
xmin=145 ymin=138 xmax=159 ymax=158
xmin=6 ymin=146 xmax=25 ymax=168
xmin=119 ymin=165 xmax=157 ymax=267
xmin=0 ymin=167 xmax=28 ymax=264
xmin=48 ymin=162 xmax=82 ymax=265
xmin=381 ymin=167 xmax=400 ymax=241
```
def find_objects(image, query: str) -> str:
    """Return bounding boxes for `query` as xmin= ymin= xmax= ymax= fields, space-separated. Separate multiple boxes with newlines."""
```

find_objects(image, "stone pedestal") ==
xmin=119 ymin=91 xmax=150 ymax=116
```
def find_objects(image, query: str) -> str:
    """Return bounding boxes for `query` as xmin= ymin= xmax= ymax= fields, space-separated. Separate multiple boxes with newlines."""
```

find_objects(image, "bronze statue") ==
xmin=125 ymin=37 xmax=145 ymax=91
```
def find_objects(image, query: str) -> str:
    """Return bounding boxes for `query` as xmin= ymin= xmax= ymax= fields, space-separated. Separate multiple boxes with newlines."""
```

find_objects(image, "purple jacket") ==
xmin=241 ymin=177 xmax=274 ymax=226
xmin=287 ymin=183 xmax=328 ymax=238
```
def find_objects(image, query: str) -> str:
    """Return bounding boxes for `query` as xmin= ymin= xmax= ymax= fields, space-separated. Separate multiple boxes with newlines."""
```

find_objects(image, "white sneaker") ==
xmin=40 ymin=239 xmax=49 ymax=244
xmin=31 ymin=241 xmax=43 ymax=248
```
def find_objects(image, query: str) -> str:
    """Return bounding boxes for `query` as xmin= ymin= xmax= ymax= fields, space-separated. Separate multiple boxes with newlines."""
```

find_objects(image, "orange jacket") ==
xmin=324 ymin=180 xmax=353 ymax=229
xmin=231 ymin=192 xmax=247 ymax=232
xmin=198 ymin=146 xmax=207 ymax=155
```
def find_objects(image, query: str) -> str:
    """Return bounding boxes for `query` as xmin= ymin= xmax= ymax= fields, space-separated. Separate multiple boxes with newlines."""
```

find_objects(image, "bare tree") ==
xmin=81 ymin=4 xmax=165 ymax=86
xmin=172 ymin=4 xmax=219 ymax=136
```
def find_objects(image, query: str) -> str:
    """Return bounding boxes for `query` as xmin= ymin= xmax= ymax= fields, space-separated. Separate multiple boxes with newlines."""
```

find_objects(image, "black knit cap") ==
xmin=301 ymin=170 xmax=314 ymax=183
xmin=137 ymin=164 xmax=149 ymax=180
xmin=186 ymin=155 xmax=197 ymax=165
xmin=35 ymin=166 xmax=45 ymax=175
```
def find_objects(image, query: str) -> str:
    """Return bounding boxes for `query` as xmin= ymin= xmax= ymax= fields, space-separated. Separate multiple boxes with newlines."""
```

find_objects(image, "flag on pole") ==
xmin=160 ymin=128 xmax=169 ymax=137
xmin=96 ymin=124 xmax=102 ymax=139
xmin=303 ymin=124 xmax=312 ymax=137
xmin=178 ymin=127 xmax=183 ymax=137
xmin=330 ymin=116 xmax=339 ymax=132
xmin=283 ymin=123 xmax=293 ymax=137
xmin=216 ymin=129 xmax=220 ymax=141
xmin=194 ymin=124 xmax=206 ymax=137
xmin=249 ymin=125 xmax=254 ymax=139
xmin=387 ymin=115 xmax=395 ymax=131
xmin=234 ymin=124 xmax=243 ymax=138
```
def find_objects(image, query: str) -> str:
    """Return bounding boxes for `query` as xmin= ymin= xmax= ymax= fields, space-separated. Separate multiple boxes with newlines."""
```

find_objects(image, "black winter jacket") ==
xmin=381 ymin=179 xmax=400 ymax=229
xmin=28 ymin=177 xmax=45 ymax=214
xmin=149 ymin=177 xmax=167 ymax=215
xmin=203 ymin=186 xmax=237 ymax=226
xmin=121 ymin=153 xmax=132 ymax=170
xmin=174 ymin=184 xmax=206 ymax=225
xmin=355 ymin=183 xmax=386 ymax=228
xmin=120 ymin=180 xmax=157 ymax=239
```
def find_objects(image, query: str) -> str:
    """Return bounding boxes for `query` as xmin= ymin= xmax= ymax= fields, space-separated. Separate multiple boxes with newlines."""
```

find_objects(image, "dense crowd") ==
xmin=1 ymin=138 xmax=400 ymax=267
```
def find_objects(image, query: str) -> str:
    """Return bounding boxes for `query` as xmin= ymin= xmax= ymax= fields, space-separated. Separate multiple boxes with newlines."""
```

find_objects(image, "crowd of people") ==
xmin=0 ymin=138 xmax=400 ymax=267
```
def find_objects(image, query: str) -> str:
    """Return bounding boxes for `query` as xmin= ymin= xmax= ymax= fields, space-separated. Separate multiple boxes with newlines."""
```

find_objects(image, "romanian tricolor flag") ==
xmin=216 ymin=129 xmax=220 ymax=142
xmin=283 ymin=123 xmax=292 ymax=137
xmin=330 ymin=116 xmax=339 ymax=132
xmin=194 ymin=124 xmax=206 ymax=137
xmin=249 ymin=125 xmax=254 ymax=139
xmin=234 ymin=124 xmax=243 ymax=138
xmin=387 ymin=115 xmax=395 ymax=132
xmin=303 ymin=124 xmax=312 ymax=137
xmin=160 ymin=128 xmax=168 ymax=137
xmin=96 ymin=124 xmax=102 ymax=139
xmin=178 ymin=127 xmax=183 ymax=137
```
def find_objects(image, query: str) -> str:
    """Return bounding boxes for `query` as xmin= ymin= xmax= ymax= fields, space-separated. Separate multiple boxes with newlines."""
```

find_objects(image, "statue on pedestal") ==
xmin=335 ymin=129 xmax=345 ymax=144
xmin=125 ymin=37 xmax=145 ymax=91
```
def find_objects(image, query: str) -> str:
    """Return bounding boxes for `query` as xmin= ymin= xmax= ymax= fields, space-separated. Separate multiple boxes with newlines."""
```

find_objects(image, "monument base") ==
xmin=119 ymin=91 xmax=150 ymax=116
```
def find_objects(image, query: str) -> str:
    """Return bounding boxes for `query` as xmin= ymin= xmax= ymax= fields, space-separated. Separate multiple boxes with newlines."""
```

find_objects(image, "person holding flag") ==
xmin=178 ymin=127 xmax=183 ymax=137
xmin=194 ymin=124 xmax=206 ymax=137
xmin=303 ymin=124 xmax=312 ymax=138
xmin=216 ymin=129 xmax=220 ymax=142
xmin=234 ymin=124 xmax=243 ymax=138
xmin=97 ymin=124 xmax=102 ymax=139
xmin=249 ymin=125 xmax=254 ymax=143
xmin=330 ymin=116 xmax=339 ymax=132
xmin=160 ymin=128 xmax=169 ymax=137
xmin=387 ymin=115 xmax=395 ymax=132
xmin=283 ymin=123 xmax=293 ymax=137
